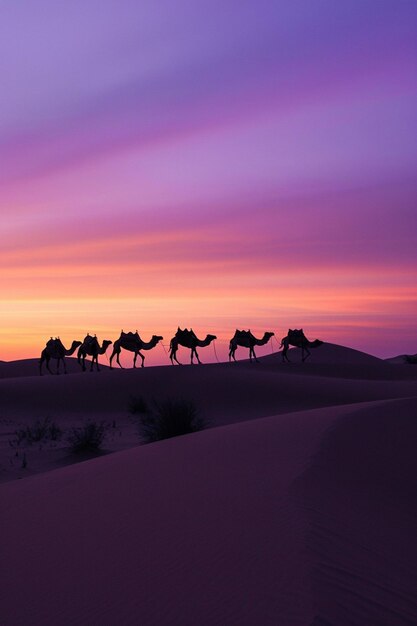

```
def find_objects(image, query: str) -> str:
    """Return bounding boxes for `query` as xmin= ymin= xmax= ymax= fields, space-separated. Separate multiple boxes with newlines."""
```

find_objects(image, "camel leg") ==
xmin=77 ymin=349 xmax=85 ymax=371
xmin=302 ymin=346 xmax=311 ymax=362
xmin=133 ymin=352 xmax=138 ymax=368
xmin=62 ymin=358 xmax=67 ymax=374
xmin=46 ymin=356 xmax=54 ymax=375
xmin=139 ymin=352 xmax=145 ymax=368
xmin=170 ymin=346 xmax=181 ymax=365
xmin=109 ymin=348 xmax=119 ymax=370
xmin=194 ymin=348 xmax=202 ymax=364
xmin=253 ymin=347 xmax=259 ymax=363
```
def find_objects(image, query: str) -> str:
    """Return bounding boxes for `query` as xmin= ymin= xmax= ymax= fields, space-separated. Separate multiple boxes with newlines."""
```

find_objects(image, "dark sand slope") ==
xmin=294 ymin=398 xmax=417 ymax=626
xmin=1 ymin=345 xmax=416 ymax=426
xmin=1 ymin=398 xmax=417 ymax=625
xmin=0 ymin=357 xmax=94 ymax=379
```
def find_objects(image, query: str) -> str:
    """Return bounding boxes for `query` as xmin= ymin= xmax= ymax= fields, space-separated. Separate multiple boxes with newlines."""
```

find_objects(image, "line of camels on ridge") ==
xmin=39 ymin=328 xmax=324 ymax=375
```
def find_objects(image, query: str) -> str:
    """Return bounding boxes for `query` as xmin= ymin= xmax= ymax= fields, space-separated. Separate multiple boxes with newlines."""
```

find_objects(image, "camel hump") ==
xmin=83 ymin=334 xmax=96 ymax=345
xmin=288 ymin=328 xmax=304 ymax=339
xmin=234 ymin=329 xmax=254 ymax=339
xmin=46 ymin=337 xmax=63 ymax=347
xmin=176 ymin=327 xmax=195 ymax=340
xmin=120 ymin=330 xmax=138 ymax=339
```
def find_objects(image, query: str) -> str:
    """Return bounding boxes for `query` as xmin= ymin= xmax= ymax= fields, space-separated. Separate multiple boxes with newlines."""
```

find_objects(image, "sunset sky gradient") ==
xmin=1 ymin=0 xmax=416 ymax=363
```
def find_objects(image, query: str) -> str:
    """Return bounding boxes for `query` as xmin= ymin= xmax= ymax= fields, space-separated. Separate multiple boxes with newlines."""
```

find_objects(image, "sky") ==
xmin=0 ymin=0 xmax=416 ymax=364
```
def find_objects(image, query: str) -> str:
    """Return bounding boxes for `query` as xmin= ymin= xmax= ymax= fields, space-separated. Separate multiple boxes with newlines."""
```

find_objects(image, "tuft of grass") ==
xmin=137 ymin=398 xmax=206 ymax=444
xmin=66 ymin=421 xmax=109 ymax=453
xmin=128 ymin=395 xmax=149 ymax=415
xmin=14 ymin=417 xmax=62 ymax=446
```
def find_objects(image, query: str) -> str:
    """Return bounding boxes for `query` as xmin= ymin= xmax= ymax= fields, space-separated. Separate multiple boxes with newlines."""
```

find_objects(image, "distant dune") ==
xmin=1 ymin=343 xmax=417 ymax=624
xmin=0 ymin=356 xmax=111 ymax=379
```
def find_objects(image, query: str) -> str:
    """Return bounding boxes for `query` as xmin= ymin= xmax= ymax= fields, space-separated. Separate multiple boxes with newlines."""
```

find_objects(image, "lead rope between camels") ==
xmin=271 ymin=334 xmax=281 ymax=355
xmin=212 ymin=339 xmax=220 ymax=363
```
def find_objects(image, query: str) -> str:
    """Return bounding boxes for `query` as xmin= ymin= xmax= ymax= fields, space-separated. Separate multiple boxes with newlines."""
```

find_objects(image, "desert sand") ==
xmin=1 ymin=343 xmax=416 ymax=625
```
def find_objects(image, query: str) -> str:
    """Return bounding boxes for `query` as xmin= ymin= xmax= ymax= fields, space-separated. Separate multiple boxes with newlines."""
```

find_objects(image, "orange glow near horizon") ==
xmin=1 ymin=268 xmax=416 ymax=363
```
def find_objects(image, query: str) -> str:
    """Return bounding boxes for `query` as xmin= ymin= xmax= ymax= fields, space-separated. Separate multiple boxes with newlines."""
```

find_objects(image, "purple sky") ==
xmin=0 ymin=0 xmax=416 ymax=361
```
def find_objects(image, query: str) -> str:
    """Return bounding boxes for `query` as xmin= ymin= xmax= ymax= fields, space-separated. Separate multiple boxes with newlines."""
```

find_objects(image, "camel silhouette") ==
xmin=169 ymin=327 xmax=217 ymax=365
xmin=77 ymin=334 xmax=112 ymax=372
xmin=280 ymin=328 xmax=323 ymax=362
xmin=229 ymin=329 xmax=274 ymax=363
xmin=39 ymin=337 xmax=82 ymax=375
xmin=109 ymin=330 xmax=163 ymax=369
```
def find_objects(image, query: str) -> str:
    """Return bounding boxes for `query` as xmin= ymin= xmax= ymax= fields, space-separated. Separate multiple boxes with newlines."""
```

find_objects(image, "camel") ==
xmin=109 ymin=330 xmax=163 ymax=369
xmin=229 ymin=329 xmax=274 ymax=363
xmin=77 ymin=334 xmax=112 ymax=372
xmin=169 ymin=327 xmax=217 ymax=365
xmin=280 ymin=328 xmax=323 ymax=362
xmin=39 ymin=337 xmax=82 ymax=375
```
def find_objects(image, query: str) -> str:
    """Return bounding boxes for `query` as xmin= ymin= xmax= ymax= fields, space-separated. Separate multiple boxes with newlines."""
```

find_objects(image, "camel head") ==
xmin=264 ymin=332 xmax=275 ymax=340
xmin=152 ymin=335 xmax=163 ymax=342
xmin=207 ymin=334 xmax=217 ymax=342
xmin=71 ymin=340 xmax=82 ymax=349
xmin=102 ymin=340 xmax=113 ymax=351
xmin=311 ymin=339 xmax=323 ymax=348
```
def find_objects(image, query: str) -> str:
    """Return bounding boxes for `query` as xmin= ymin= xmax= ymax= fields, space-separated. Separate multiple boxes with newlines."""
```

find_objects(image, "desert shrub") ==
xmin=67 ymin=421 xmax=108 ymax=453
xmin=137 ymin=398 xmax=206 ymax=443
xmin=14 ymin=417 xmax=62 ymax=445
xmin=128 ymin=395 xmax=149 ymax=415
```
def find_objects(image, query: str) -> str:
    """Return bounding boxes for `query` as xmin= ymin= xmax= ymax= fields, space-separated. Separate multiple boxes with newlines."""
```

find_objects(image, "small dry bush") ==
xmin=128 ymin=395 xmax=149 ymax=415
xmin=137 ymin=398 xmax=206 ymax=444
xmin=15 ymin=417 xmax=62 ymax=446
xmin=67 ymin=421 xmax=109 ymax=453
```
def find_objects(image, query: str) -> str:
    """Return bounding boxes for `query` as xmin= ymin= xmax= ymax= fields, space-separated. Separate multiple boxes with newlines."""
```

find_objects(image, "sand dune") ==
xmin=1 ymin=398 xmax=416 ymax=625
xmin=1 ymin=344 xmax=417 ymax=483
xmin=1 ymin=345 xmax=416 ymax=423
xmin=294 ymin=397 xmax=417 ymax=625
xmin=0 ymin=356 xmax=109 ymax=379
xmin=1 ymin=343 xmax=416 ymax=624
